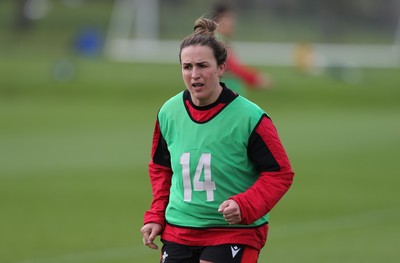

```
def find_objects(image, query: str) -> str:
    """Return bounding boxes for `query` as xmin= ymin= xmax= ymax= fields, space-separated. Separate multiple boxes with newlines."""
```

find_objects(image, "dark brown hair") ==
xmin=179 ymin=18 xmax=227 ymax=66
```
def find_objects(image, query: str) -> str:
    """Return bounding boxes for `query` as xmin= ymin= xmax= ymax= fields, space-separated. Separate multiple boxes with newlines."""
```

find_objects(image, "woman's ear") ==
xmin=217 ymin=62 xmax=226 ymax=77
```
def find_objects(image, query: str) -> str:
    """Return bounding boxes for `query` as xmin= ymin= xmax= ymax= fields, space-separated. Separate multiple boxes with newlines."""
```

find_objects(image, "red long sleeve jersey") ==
xmin=143 ymin=86 xmax=294 ymax=250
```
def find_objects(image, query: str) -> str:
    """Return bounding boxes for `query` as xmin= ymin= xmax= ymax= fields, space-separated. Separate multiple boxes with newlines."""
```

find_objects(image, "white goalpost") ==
xmin=105 ymin=0 xmax=175 ymax=62
xmin=393 ymin=13 xmax=400 ymax=65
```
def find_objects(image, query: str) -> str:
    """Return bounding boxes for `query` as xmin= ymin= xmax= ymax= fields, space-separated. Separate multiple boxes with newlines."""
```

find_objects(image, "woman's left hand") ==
xmin=218 ymin=200 xmax=242 ymax=224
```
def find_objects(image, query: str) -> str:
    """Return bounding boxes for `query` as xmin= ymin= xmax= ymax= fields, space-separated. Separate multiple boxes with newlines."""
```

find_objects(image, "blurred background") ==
xmin=1 ymin=0 xmax=399 ymax=262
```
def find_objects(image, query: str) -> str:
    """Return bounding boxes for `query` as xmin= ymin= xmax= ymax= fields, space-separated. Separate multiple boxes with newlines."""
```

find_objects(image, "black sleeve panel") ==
xmin=152 ymin=131 xmax=171 ymax=169
xmin=248 ymin=117 xmax=281 ymax=172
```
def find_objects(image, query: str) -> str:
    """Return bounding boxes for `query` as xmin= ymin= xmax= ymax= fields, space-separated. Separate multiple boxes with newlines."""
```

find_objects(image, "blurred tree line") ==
xmin=167 ymin=0 xmax=400 ymax=42
xmin=167 ymin=0 xmax=400 ymax=26
xmin=247 ymin=0 xmax=399 ymax=23
xmin=12 ymin=0 xmax=400 ymax=43
xmin=165 ymin=0 xmax=399 ymax=24
xmin=251 ymin=0 xmax=400 ymax=28
xmin=14 ymin=0 xmax=400 ymax=31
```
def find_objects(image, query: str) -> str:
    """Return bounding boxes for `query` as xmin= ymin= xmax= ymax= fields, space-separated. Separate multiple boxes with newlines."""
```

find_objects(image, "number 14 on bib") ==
xmin=180 ymin=153 xmax=216 ymax=202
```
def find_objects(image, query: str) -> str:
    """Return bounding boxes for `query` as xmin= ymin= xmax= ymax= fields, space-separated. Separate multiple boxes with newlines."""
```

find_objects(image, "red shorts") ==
xmin=160 ymin=240 xmax=260 ymax=263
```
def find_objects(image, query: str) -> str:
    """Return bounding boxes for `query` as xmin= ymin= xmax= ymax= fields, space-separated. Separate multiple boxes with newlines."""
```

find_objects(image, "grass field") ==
xmin=1 ymin=2 xmax=399 ymax=262
xmin=1 ymin=51 xmax=399 ymax=263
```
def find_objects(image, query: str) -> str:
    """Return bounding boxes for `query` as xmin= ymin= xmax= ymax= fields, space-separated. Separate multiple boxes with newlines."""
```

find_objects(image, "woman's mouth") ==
xmin=192 ymin=82 xmax=204 ymax=90
xmin=192 ymin=83 xmax=204 ymax=88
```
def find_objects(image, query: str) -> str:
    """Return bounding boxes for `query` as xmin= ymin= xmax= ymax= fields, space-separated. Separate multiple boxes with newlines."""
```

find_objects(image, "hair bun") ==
xmin=193 ymin=18 xmax=217 ymax=36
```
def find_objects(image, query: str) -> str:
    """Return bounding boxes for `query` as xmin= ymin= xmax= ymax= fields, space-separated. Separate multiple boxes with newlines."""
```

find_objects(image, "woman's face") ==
xmin=180 ymin=45 xmax=225 ymax=106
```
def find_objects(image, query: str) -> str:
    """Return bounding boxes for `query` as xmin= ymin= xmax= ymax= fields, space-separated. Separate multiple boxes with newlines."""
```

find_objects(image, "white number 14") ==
xmin=180 ymin=152 xmax=216 ymax=202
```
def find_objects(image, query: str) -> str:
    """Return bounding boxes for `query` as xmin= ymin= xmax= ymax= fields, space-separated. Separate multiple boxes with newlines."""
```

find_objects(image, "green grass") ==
xmin=1 ymin=1 xmax=400 ymax=260
xmin=1 ymin=52 xmax=399 ymax=262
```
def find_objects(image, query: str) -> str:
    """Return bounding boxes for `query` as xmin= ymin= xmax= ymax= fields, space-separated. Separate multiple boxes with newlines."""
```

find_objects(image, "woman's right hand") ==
xmin=140 ymin=223 xmax=162 ymax=250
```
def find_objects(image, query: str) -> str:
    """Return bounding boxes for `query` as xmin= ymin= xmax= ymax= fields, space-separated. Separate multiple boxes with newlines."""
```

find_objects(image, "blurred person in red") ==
xmin=212 ymin=4 xmax=271 ymax=96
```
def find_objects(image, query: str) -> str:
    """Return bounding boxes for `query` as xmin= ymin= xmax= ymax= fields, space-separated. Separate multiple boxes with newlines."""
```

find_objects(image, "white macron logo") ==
xmin=231 ymin=245 xmax=241 ymax=258
xmin=161 ymin=251 xmax=168 ymax=263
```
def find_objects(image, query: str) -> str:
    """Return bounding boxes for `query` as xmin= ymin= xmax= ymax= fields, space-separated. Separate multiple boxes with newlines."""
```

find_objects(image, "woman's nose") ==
xmin=191 ymin=68 xmax=200 ymax=79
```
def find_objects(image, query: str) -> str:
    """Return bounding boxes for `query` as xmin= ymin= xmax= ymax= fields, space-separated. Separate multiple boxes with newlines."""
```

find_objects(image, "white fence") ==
xmin=105 ymin=39 xmax=400 ymax=68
